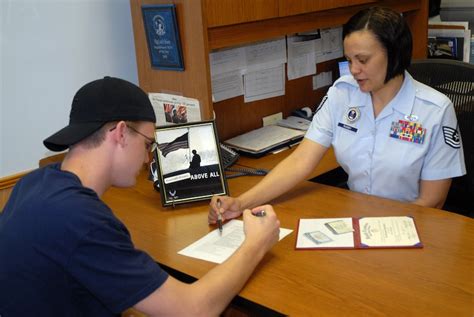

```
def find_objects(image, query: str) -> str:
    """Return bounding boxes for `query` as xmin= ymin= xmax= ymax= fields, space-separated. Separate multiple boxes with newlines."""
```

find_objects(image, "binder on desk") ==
xmin=224 ymin=125 xmax=305 ymax=157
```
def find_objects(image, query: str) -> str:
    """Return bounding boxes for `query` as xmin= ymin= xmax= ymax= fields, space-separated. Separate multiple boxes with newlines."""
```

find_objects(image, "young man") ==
xmin=0 ymin=76 xmax=280 ymax=316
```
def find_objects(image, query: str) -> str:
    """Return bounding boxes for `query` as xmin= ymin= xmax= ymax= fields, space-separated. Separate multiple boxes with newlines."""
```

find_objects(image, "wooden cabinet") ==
xmin=204 ymin=0 xmax=278 ymax=27
xmin=278 ymin=0 xmax=378 ymax=17
xmin=130 ymin=0 xmax=428 ymax=140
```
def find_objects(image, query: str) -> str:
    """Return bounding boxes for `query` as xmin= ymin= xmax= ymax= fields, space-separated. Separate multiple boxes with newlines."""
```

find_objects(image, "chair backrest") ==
xmin=408 ymin=59 xmax=474 ymax=213
xmin=39 ymin=152 xmax=66 ymax=168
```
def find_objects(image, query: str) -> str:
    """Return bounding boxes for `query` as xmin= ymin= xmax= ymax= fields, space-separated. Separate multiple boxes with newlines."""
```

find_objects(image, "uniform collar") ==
xmin=343 ymin=72 xmax=415 ymax=115
xmin=372 ymin=71 xmax=416 ymax=121
xmin=345 ymin=76 xmax=370 ymax=109
xmin=389 ymin=71 xmax=415 ymax=116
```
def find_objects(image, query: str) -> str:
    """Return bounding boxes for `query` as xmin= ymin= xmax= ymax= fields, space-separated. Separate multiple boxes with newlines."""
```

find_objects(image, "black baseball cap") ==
xmin=43 ymin=76 xmax=156 ymax=151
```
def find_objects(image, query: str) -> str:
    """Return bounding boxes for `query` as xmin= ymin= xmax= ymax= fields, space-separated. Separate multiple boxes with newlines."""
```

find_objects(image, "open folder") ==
xmin=224 ymin=125 xmax=305 ymax=156
xmin=296 ymin=216 xmax=423 ymax=250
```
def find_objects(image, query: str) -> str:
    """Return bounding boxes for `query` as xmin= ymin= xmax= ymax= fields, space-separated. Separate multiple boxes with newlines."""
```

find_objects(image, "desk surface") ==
xmin=104 ymin=169 xmax=473 ymax=316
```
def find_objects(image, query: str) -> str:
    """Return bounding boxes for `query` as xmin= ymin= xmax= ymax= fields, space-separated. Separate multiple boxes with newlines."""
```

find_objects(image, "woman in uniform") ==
xmin=209 ymin=7 xmax=466 ymax=222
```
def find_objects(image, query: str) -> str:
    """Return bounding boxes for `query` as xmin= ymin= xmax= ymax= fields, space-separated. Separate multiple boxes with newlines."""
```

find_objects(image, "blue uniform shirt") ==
xmin=306 ymin=72 xmax=466 ymax=202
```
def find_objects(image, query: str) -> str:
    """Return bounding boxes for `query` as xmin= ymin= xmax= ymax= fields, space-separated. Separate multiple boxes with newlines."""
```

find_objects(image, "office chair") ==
xmin=408 ymin=58 xmax=474 ymax=217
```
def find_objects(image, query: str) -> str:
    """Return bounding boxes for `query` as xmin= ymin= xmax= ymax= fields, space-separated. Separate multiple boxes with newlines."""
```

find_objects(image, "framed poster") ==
xmin=153 ymin=121 xmax=228 ymax=206
xmin=142 ymin=4 xmax=184 ymax=70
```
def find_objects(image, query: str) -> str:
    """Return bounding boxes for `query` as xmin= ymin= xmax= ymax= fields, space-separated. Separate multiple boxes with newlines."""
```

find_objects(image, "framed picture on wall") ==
xmin=153 ymin=121 xmax=228 ymax=207
xmin=141 ymin=4 xmax=184 ymax=70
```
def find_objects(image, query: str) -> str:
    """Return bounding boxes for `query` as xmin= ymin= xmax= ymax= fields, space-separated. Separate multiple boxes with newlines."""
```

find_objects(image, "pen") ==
xmin=254 ymin=210 xmax=266 ymax=217
xmin=216 ymin=198 xmax=223 ymax=235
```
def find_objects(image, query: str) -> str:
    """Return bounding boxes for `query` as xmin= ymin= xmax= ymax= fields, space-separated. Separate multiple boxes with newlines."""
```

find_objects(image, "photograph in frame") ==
xmin=141 ymin=4 xmax=184 ymax=70
xmin=153 ymin=121 xmax=228 ymax=206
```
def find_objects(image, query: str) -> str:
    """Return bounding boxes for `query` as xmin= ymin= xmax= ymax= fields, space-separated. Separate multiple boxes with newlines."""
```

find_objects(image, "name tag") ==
xmin=338 ymin=122 xmax=358 ymax=133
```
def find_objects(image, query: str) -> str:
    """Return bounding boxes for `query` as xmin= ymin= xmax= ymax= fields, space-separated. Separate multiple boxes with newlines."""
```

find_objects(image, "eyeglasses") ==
xmin=109 ymin=124 xmax=158 ymax=153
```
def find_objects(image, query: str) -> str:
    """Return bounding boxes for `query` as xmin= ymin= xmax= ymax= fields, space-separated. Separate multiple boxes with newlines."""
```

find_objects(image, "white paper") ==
xmin=296 ymin=218 xmax=355 ymax=249
xmin=209 ymin=46 xmax=246 ymax=77
xmin=211 ymin=70 xmax=244 ymax=103
xmin=296 ymin=217 xmax=421 ymax=249
xmin=244 ymin=37 xmax=287 ymax=73
xmin=359 ymin=216 xmax=420 ymax=247
xmin=312 ymin=71 xmax=333 ymax=90
xmin=324 ymin=27 xmax=343 ymax=51
xmin=287 ymin=35 xmax=317 ymax=80
xmin=244 ymin=64 xmax=285 ymax=103
xmin=209 ymin=38 xmax=286 ymax=103
xmin=315 ymin=27 xmax=343 ymax=63
xmin=149 ymin=93 xmax=201 ymax=126
xmin=314 ymin=36 xmax=323 ymax=53
xmin=178 ymin=220 xmax=293 ymax=264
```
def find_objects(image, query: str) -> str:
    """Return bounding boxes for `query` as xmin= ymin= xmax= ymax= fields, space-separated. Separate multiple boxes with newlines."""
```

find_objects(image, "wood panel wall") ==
xmin=130 ymin=0 xmax=214 ymax=120
xmin=130 ymin=0 xmax=428 ymax=141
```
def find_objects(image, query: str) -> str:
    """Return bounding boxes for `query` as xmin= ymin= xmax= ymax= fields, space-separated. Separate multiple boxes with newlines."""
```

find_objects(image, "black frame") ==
xmin=142 ymin=4 xmax=184 ymax=71
xmin=153 ymin=121 xmax=228 ymax=207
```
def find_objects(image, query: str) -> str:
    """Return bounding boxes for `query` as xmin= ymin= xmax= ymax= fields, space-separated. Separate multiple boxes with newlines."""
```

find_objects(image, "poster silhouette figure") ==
xmin=189 ymin=149 xmax=201 ymax=169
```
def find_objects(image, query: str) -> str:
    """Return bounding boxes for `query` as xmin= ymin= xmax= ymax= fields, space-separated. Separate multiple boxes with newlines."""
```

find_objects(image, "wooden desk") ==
xmin=104 ymin=170 xmax=473 ymax=316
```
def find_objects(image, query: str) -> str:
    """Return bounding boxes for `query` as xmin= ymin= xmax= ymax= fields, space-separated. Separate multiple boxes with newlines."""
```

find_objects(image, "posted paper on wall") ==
xmin=244 ymin=64 xmax=285 ymax=103
xmin=209 ymin=46 xmax=246 ymax=77
xmin=211 ymin=70 xmax=244 ymax=103
xmin=149 ymin=93 xmax=201 ymax=126
xmin=244 ymin=37 xmax=287 ymax=72
xmin=287 ymin=35 xmax=317 ymax=80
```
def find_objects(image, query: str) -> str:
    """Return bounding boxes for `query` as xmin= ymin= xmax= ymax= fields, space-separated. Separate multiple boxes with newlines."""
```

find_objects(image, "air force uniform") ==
xmin=306 ymin=72 xmax=466 ymax=202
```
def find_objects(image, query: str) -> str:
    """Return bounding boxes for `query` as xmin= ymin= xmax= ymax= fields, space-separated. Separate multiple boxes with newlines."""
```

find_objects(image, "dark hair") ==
xmin=343 ymin=7 xmax=412 ymax=83
xmin=76 ymin=122 xmax=115 ymax=149
xmin=76 ymin=121 xmax=140 ymax=149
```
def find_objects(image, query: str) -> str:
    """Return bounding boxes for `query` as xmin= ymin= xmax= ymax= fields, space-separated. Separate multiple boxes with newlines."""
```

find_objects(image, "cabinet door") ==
xmin=204 ymin=0 xmax=278 ymax=27
xmin=279 ymin=0 xmax=377 ymax=17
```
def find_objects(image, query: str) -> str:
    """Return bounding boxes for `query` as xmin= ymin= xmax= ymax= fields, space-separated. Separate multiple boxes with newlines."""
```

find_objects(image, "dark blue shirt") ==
xmin=0 ymin=164 xmax=168 ymax=316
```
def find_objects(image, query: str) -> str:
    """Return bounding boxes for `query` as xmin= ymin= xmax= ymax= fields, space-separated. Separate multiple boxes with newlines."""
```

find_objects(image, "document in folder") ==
xmin=296 ymin=216 xmax=422 ymax=250
xmin=224 ymin=125 xmax=305 ymax=155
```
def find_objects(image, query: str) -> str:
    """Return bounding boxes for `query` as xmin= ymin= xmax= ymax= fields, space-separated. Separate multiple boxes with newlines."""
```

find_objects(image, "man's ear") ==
xmin=109 ymin=121 xmax=128 ymax=147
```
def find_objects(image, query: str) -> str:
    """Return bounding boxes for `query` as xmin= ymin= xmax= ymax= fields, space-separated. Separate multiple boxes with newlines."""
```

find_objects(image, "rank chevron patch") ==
xmin=442 ymin=126 xmax=461 ymax=148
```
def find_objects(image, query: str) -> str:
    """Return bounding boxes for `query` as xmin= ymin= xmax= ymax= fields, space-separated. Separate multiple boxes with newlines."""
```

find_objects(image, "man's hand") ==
xmin=242 ymin=205 xmax=280 ymax=254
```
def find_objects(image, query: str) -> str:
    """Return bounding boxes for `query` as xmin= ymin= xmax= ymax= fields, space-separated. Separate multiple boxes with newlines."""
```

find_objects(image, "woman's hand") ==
xmin=208 ymin=195 xmax=243 ymax=224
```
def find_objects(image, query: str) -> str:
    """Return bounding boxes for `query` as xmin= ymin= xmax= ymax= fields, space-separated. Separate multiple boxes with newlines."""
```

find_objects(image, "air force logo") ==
xmin=346 ymin=107 xmax=360 ymax=123
xmin=153 ymin=15 xmax=166 ymax=36
xmin=442 ymin=126 xmax=461 ymax=148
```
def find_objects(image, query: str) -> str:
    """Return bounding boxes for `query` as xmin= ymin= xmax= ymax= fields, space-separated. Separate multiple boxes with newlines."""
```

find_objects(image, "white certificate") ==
xmin=359 ymin=216 xmax=421 ymax=247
